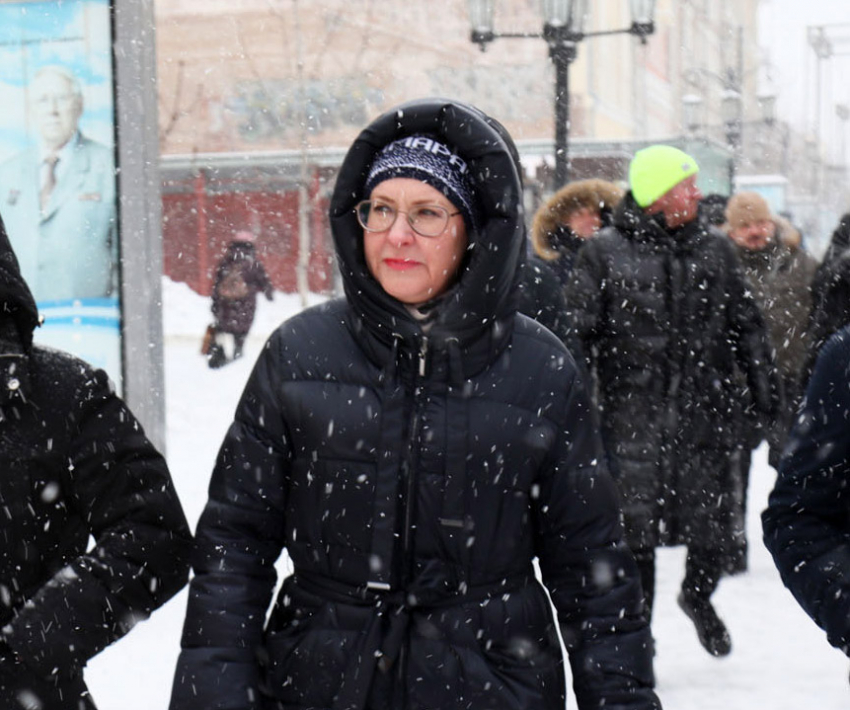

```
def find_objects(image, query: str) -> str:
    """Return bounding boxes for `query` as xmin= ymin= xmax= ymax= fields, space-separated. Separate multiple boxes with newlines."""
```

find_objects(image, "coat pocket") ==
xmin=261 ymin=584 xmax=361 ymax=707
xmin=262 ymin=623 xmax=360 ymax=707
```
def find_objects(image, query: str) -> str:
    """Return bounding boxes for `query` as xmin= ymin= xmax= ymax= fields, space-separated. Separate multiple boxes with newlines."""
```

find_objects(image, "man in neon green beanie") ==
xmin=629 ymin=145 xmax=699 ymax=212
xmin=565 ymin=144 xmax=782 ymax=659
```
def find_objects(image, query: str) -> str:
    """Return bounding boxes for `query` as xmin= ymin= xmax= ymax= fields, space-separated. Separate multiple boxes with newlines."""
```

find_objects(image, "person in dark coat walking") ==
xmin=169 ymin=99 xmax=660 ymax=710
xmin=530 ymin=178 xmax=623 ymax=290
xmin=805 ymin=212 xmax=850 ymax=380
xmin=725 ymin=192 xmax=817 ymax=463
xmin=566 ymin=145 xmax=781 ymax=658
xmin=762 ymin=322 xmax=850 ymax=659
xmin=698 ymin=193 xmax=728 ymax=227
xmin=208 ymin=231 xmax=273 ymax=367
xmin=722 ymin=192 xmax=818 ymax=574
xmin=517 ymin=252 xmax=573 ymax=346
xmin=0 ymin=212 xmax=192 ymax=710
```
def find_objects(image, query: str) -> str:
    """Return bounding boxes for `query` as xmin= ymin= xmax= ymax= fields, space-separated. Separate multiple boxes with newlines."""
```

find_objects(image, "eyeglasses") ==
xmin=355 ymin=199 xmax=461 ymax=238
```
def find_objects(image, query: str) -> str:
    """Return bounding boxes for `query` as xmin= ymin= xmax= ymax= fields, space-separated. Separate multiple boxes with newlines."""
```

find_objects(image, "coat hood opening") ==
xmin=329 ymin=98 xmax=526 ymax=374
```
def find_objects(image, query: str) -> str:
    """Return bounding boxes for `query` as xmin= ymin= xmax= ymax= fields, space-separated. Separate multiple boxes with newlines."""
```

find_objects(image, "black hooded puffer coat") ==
xmin=566 ymin=193 xmax=781 ymax=554
xmin=0 ymin=214 xmax=192 ymax=709
xmin=762 ymin=323 xmax=850 ymax=657
xmin=170 ymin=99 xmax=659 ymax=710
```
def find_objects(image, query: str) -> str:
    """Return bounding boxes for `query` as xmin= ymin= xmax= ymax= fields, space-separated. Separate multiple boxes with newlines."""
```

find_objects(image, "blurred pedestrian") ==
xmin=566 ymin=145 xmax=781 ymax=657
xmin=724 ymin=191 xmax=817 ymax=468
xmin=484 ymin=120 xmax=575 ymax=348
xmin=207 ymin=230 xmax=273 ymax=368
xmin=530 ymin=178 xmax=623 ymax=290
xmin=0 ymin=211 xmax=192 ymax=710
xmin=762 ymin=322 xmax=850 ymax=660
xmin=169 ymin=98 xmax=660 ymax=710
xmin=805 ymin=212 xmax=850 ymax=378
xmin=699 ymin=193 xmax=728 ymax=227
xmin=517 ymin=253 xmax=573 ymax=346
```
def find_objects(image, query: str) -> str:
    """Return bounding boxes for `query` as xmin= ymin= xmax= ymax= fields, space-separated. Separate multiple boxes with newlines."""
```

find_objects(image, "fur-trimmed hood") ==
xmin=531 ymin=178 xmax=623 ymax=260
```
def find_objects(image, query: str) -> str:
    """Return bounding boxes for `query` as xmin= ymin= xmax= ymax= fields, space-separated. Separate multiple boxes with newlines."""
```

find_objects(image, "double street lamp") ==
xmin=682 ymin=69 xmax=776 ymax=188
xmin=468 ymin=0 xmax=656 ymax=190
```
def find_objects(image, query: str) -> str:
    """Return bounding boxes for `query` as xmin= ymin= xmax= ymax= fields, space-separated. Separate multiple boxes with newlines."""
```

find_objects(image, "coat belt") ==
xmin=292 ymin=568 xmax=533 ymax=710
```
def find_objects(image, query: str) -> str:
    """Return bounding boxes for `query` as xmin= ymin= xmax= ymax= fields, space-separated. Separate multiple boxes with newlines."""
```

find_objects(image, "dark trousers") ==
xmin=634 ymin=548 xmax=656 ymax=623
xmin=634 ymin=546 xmax=723 ymax=622
xmin=682 ymin=547 xmax=722 ymax=601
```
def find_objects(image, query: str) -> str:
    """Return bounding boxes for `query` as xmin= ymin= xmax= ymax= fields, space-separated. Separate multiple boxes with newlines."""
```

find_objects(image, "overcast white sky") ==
xmin=759 ymin=0 xmax=850 ymax=151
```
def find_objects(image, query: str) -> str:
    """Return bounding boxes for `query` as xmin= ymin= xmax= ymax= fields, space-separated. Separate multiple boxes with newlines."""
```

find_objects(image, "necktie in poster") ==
xmin=0 ymin=0 xmax=122 ymax=390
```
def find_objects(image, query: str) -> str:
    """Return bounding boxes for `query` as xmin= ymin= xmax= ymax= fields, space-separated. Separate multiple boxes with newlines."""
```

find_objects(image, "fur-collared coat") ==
xmin=730 ymin=219 xmax=818 ymax=453
xmin=531 ymin=179 xmax=623 ymax=289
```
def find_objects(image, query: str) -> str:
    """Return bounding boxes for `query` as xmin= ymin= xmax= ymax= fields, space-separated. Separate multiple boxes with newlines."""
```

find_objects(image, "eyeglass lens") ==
xmin=357 ymin=201 xmax=450 ymax=237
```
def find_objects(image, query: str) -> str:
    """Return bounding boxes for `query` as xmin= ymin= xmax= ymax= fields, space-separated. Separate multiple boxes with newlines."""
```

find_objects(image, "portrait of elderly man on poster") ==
xmin=0 ymin=63 xmax=117 ymax=303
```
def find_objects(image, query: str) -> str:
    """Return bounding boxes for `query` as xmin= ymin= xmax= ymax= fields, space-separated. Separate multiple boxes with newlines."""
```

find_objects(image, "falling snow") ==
xmin=80 ymin=278 xmax=849 ymax=709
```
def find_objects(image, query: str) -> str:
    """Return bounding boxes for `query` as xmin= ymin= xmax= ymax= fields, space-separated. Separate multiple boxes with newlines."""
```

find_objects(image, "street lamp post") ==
xmin=720 ymin=87 xmax=742 ymax=187
xmin=682 ymin=64 xmax=776 ymax=192
xmin=468 ymin=0 xmax=656 ymax=191
xmin=543 ymin=18 xmax=579 ymax=189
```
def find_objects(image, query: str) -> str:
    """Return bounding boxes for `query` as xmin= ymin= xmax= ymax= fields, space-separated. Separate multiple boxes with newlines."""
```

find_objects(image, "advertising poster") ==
xmin=0 ymin=0 xmax=122 ymax=389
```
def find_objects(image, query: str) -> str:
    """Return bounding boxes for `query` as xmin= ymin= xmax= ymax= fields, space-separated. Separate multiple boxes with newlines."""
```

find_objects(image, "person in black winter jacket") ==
xmin=566 ymin=145 xmax=782 ymax=658
xmin=517 ymin=253 xmax=573 ymax=345
xmin=169 ymin=99 xmax=660 ymax=710
xmin=762 ymin=323 xmax=850 ymax=658
xmin=0 ymin=212 xmax=192 ymax=710
xmin=208 ymin=231 xmax=274 ymax=367
xmin=805 ymin=213 xmax=850 ymax=381
xmin=530 ymin=178 xmax=623 ymax=291
xmin=722 ymin=192 xmax=818 ymax=574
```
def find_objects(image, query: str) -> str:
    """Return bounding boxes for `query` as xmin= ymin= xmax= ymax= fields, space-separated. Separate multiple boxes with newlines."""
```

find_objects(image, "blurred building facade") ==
xmin=154 ymin=0 xmax=847 ymax=293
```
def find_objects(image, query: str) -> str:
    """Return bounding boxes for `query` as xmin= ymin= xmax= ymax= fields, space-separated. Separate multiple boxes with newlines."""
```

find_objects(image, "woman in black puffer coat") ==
xmin=0 ymin=214 xmax=192 ymax=709
xmin=169 ymin=99 xmax=659 ymax=710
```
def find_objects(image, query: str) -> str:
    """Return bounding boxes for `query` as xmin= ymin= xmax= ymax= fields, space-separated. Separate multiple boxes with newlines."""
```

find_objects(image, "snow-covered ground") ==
xmin=84 ymin=278 xmax=850 ymax=708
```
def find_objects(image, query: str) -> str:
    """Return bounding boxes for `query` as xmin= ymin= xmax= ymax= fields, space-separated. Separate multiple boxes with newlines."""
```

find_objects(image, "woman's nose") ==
xmin=386 ymin=213 xmax=416 ymax=245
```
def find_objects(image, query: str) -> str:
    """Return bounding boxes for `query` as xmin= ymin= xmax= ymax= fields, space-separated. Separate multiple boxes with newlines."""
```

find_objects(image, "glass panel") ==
xmin=758 ymin=93 xmax=777 ymax=124
xmin=468 ymin=0 xmax=495 ymax=33
xmin=721 ymin=89 xmax=742 ymax=125
xmin=630 ymin=0 xmax=656 ymax=24
xmin=542 ymin=0 xmax=588 ymax=32
xmin=683 ymin=94 xmax=704 ymax=131
xmin=541 ymin=0 xmax=571 ymax=26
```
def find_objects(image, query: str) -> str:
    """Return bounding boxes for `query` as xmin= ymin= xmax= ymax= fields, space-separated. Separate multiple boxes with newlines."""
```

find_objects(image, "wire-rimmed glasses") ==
xmin=355 ymin=199 xmax=461 ymax=237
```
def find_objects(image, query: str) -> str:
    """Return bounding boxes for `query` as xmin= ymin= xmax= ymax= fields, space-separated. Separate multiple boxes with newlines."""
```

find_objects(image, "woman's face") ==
xmin=566 ymin=207 xmax=602 ymax=239
xmin=363 ymin=177 xmax=468 ymax=305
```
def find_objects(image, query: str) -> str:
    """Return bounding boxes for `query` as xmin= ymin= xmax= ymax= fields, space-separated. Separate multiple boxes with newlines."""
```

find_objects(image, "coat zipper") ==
xmin=395 ymin=335 xmax=428 ymax=703
xmin=402 ymin=335 xmax=428 ymax=570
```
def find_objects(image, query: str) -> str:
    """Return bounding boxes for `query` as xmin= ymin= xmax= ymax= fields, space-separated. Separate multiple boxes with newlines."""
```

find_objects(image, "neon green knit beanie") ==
xmin=629 ymin=145 xmax=699 ymax=208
